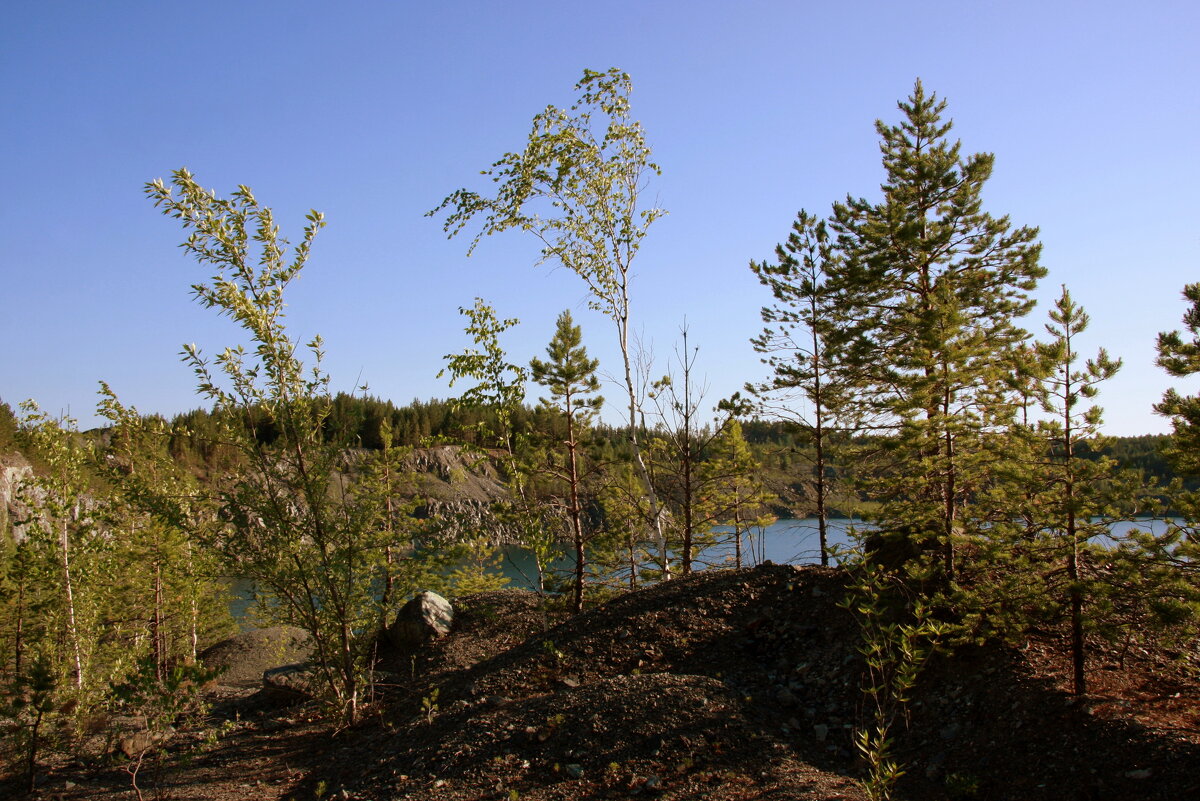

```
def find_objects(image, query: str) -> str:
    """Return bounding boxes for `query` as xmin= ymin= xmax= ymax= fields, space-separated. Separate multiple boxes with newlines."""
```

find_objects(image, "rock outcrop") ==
xmin=400 ymin=446 xmax=537 ymax=545
xmin=0 ymin=451 xmax=35 ymax=542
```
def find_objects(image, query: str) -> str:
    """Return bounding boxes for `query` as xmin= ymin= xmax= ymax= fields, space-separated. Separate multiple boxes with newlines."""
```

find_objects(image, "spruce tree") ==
xmin=828 ymin=80 xmax=1045 ymax=583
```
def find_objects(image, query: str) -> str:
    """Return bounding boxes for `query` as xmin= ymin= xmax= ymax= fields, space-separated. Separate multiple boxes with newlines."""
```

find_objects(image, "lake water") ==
xmin=226 ymin=517 xmax=1177 ymax=624
xmin=494 ymin=516 xmax=1176 ymax=583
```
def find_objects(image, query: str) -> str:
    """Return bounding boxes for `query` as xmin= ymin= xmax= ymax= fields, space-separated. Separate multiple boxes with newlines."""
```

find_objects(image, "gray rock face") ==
xmin=387 ymin=591 xmax=454 ymax=653
xmin=1 ymin=454 xmax=35 ymax=542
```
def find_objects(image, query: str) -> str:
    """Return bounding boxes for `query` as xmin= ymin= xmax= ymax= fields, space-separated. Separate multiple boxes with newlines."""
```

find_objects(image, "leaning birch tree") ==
xmin=430 ymin=68 xmax=671 ymax=575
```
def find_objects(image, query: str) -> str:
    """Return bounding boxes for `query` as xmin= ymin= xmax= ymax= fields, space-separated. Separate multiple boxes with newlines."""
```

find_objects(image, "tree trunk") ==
xmin=617 ymin=308 xmax=669 ymax=579
xmin=566 ymin=397 xmax=587 ymax=613
xmin=60 ymin=514 xmax=83 ymax=691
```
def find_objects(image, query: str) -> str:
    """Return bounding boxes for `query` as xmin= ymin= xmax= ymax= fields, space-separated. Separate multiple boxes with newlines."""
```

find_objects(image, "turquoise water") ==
xmin=226 ymin=517 xmax=1177 ymax=623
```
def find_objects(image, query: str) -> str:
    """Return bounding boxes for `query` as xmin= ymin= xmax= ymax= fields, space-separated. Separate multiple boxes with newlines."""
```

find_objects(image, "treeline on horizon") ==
xmin=128 ymin=393 xmax=1192 ymax=505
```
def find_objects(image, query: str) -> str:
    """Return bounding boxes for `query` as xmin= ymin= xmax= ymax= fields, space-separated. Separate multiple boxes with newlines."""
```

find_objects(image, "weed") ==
xmin=421 ymin=688 xmax=440 ymax=724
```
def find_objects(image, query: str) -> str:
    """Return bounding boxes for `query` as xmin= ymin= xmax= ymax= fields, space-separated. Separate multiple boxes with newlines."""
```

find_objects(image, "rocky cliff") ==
xmin=0 ymin=450 xmax=34 ymax=542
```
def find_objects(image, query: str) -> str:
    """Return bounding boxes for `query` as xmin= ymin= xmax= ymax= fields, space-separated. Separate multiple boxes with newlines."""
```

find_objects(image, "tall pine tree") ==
xmin=750 ymin=210 xmax=853 ymax=566
xmin=828 ymin=80 xmax=1045 ymax=584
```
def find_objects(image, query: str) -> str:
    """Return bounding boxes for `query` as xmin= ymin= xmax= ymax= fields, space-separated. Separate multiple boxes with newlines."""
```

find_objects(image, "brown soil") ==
xmin=12 ymin=564 xmax=1200 ymax=800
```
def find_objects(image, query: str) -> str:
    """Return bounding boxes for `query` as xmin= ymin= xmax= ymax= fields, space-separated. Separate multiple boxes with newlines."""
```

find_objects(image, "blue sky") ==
xmin=2 ymin=0 xmax=1197 ymax=435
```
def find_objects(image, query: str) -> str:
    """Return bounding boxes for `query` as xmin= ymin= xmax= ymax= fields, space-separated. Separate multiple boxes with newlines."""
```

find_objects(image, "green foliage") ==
xmin=438 ymin=297 xmax=530 ymax=595
xmin=701 ymin=419 xmax=776 ymax=569
xmin=12 ymin=403 xmax=107 ymax=703
xmin=644 ymin=325 xmax=723 ymax=576
xmin=432 ymin=67 xmax=670 ymax=575
xmin=840 ymin=557 xmax=948 ymax=801
xmin=446 ymin=536 xmax=510 ymax=596
xmin=4 ymin=649 xmax=59 ymax=792
xmin=144 ymin=169 xmax=430 ymax=722
xmin=430 ymin=68 xmax=664 ymax=308
xmin=597 ymin=461 xmax=653 ymax=591
xmin=0 ymin=401 xmax=17 ymax=454
xmin=97 ymin=387 xmax=236 ymax=671
xmin=530 ymin=310 xmax=604 ymax=610
xmin=421 ymin=686 xmax=439 ymax=724
xmin=110 ymin=655 xmax=221 ymax=750
xmin=0 ymin=399 xmax=235 ymax=783
xmin=440 ymin=298 xmax=528 ymax=462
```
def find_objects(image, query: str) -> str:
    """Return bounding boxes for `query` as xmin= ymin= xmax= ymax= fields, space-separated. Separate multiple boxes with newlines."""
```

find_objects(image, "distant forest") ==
xmin=145 ymin=393 xmax=1194 ymax=503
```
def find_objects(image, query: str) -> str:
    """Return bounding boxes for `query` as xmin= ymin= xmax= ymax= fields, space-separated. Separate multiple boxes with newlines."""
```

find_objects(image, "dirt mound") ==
xmin=355 ymin=671 xmax=862 ymax=800
xmin=26 ymin=565 xmax=1200 ymax=801
xmin=199 ymin=626 xmax=313 ymax=688
xmin=312 ymin=566 xmax=870 ymax=799
xmin=313 ymin=564 xmax=1199 ymax=801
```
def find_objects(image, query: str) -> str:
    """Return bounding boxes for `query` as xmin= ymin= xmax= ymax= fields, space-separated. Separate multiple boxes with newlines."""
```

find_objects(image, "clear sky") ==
xmin=2 ymin=0 xmax=1197 ymax=436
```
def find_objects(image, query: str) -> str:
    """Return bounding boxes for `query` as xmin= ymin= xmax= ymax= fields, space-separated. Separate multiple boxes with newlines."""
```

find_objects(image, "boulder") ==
xmin=387 ymin=591 xmax=454 ymax=653
xmin=262 ymin=662 xmax=320 ymax=702
xmin=199 ymin=625 xmax=313 ymax=687
xmin=110 ymin=716 xmax=176 ymax=758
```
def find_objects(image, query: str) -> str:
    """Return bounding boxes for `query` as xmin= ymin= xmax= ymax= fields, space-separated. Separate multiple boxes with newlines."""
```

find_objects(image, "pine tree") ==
xmin=750 ymin=210 xmax=853 ymax=565
xmin=828 ymin=80 xmax=1045 ymax=584
xmin=701 ymin=419 xmax=776 ymax=569
xmin=1156 ymin=281 xmax=1200 ymax=477
xmin=1123 ymin=280 xmax=1200 ymax=655
xmin=1033 ymin=286 xmax=1122 ymax=695
xmin=530 ymin=310 xmax=603 ymax=611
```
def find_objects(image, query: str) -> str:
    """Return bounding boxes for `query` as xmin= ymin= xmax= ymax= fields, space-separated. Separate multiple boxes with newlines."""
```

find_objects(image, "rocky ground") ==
xmin=8 ymin=564 xmax=1200 ymax=800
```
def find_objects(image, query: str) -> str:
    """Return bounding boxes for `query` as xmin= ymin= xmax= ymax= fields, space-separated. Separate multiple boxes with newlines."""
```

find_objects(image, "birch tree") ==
xmin=146 ymin=169 xmax=394 ymax=723
xmin=430 ymin=68 xmax=671 ymax=575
